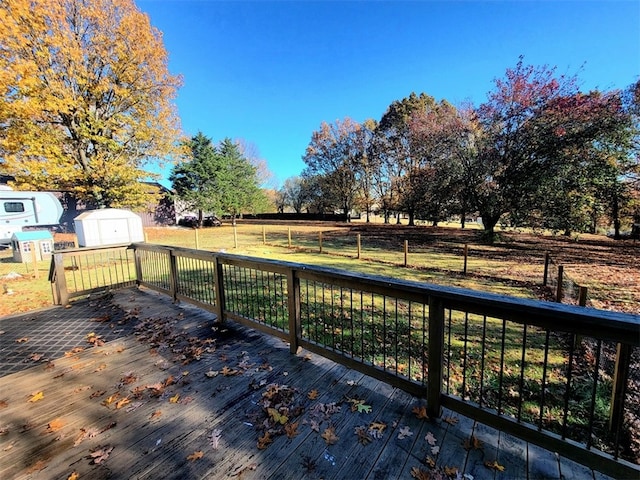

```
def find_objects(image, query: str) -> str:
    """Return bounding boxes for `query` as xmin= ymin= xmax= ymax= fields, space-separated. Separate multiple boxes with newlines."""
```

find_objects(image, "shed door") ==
xmin=98 ymin=218 xmax=130 ymax=244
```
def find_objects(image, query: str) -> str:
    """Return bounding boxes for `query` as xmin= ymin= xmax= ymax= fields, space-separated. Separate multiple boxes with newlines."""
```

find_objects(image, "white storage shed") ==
xmin=74 ymin=209 xmax=144 ymax=247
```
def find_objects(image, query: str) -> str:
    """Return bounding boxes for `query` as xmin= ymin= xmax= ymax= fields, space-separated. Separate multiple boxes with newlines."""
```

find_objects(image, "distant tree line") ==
xmin=278 ymin=59 xmax=640 ymax=240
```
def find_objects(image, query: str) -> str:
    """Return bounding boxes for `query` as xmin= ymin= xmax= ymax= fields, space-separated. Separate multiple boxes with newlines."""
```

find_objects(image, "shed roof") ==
xmin=11 ymin=230 xmax=53 ymax=241
xmin=74 ymin=208 xmax=141 ymax=221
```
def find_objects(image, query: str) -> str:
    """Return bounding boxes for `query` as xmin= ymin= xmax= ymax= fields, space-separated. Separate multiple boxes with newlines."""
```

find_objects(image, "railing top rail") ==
xmin=132 ymin=244 xmax=638 ymax=344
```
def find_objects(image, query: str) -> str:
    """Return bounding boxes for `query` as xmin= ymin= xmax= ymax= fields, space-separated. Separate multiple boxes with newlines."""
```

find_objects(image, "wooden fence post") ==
xmin=463 ymin=244 xmax=468 ymax=275
xmin=31 ymin=245 xmax=39 ymax=279
xmin=556 ymin=265 xmax=564 ymax=302
xmin=134 ymin=246 xmax=143 ymax=286
xmin=427 ymin=296 xmax=445 ymax=418
xmin=578 ymin=286 xmax=588 ymax=306
xmin=609 ymin=343 xmax=631 ymax=438
xmin=288 ymin=227 xmax=292 ymax=248
xmin=319 ymin=232 xmax=323 ymax=254
xmin=213 ymin=256 xmax=226 ymax=323
xmin=543 ymin=252 xmax=550 ymax=286
xmin=357 ymin=233 xmax=361 ymax=259
xmin=404 ymin=240 xmax=408 ymax=267
xmin=262 ymin=225 xmax=266 ymax=245
xmin=52 ymin=253 xmax=69 ymax=306
xmin=287 ymin=268 xmax=301 ymax=354
xmin=168 ymin=249 xmax=178 ymax=302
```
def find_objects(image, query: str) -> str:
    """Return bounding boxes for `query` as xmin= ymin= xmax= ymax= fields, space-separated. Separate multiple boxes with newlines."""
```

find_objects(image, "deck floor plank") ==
xmin=0 ymin=287 xmax=617 ymax=479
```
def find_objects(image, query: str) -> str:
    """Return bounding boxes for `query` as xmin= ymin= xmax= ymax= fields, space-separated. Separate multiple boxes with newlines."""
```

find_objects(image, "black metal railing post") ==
xmin=427 ymin=295 xmax=445 ymax=418
xmin=287 ymin=268 xmax=301 ymax=354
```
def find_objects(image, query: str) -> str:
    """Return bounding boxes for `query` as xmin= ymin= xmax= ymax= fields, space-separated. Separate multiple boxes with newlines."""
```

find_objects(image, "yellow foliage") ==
xmin=0 ymin=0 xmax=182 ymax=208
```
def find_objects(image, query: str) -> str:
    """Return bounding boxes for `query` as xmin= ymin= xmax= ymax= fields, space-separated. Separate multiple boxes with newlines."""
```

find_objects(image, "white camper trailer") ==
xmin=0 ymin=191 xmax=64 ymax=244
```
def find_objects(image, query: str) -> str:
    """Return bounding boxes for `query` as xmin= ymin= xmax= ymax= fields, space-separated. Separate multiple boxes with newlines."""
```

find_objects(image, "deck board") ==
xmin=0 ymin=287 xmax=612 ymax=479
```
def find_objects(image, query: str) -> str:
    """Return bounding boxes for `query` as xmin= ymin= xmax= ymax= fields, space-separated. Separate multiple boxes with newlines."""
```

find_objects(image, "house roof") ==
xmin=11 ymin=230 xmax=53 ymax=241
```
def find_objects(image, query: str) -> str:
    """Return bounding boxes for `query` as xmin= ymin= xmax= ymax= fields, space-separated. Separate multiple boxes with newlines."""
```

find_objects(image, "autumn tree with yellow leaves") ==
xmin=0 ymin=0 xmax=182 ymax=208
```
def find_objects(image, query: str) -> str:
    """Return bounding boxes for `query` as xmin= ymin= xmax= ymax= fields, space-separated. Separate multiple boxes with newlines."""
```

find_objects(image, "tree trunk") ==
xmin=481 ymin=214 xmax=501 ymax=242
xmin=197 ymin=209 xmax=204 ymax=228
xmin=612 ymin=195 xmax=621 ymax=240
xmin=460 ymin=207 xmax=466 ymax=229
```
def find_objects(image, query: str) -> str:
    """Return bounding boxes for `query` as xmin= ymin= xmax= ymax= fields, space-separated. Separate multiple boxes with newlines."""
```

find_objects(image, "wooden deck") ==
xmin=0 ymin=288 xmax=614 ymax=480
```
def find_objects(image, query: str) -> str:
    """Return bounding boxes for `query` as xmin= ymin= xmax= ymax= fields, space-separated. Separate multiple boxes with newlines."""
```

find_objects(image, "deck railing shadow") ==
xmin=49 ymin=243 xmax=640 ymax=478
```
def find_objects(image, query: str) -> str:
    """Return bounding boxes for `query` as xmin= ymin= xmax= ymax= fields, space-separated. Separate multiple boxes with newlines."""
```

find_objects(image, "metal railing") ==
xmin=49 ymin=243 xmax=640 ymax=478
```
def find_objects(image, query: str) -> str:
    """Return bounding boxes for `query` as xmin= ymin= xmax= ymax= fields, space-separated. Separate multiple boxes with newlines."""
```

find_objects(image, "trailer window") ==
xmin=4 ymin=202 xmax=25 ymax=213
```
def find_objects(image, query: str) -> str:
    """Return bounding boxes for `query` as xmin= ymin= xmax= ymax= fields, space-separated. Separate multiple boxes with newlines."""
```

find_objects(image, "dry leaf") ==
xmin=368 ymin=421 xmax=386 ymax=439
xmin=355 ymin=426 xmax=372 ymax=445
xmin=221 ymin=366 xmax=239 ymax=376
xmin=45 ymin=418 xmax=65 ymax=433
xmin=443 ymin=416 xmax=458 ymax=426
xmin=30 ymin=353 xmax=44 ymax=362
xmin=425 ymin=431 xmax=437 ymax=446
xmin=431 ymin=445 xmax=440 ymax=456
xmin=257 ymin=431 xmax=273 ymax=449
xmin=484 ymin=460 xmax=505 ymax=472
xmin=169 ymin=393 xmax=180 ymax=403
xmin=115 ymin=397 xmax=131 ymax=409
xmin=16 ymin=337 xmax=29 ymax=343
xmin=90 ymin=390 xmax=106 ymax=399
xmin=67 ymin=471 xmax=79 ymax=480
xmin=410 ymin=466 xmax=431 ymax=480
xmin=0 ymin=400 xmax=8 ymax=409
xmin=444 ymin=466 xmax=459 ymax=476
xmin=205 ymin=370 xmax=219 ymax=378
xmin=25 ymin=459 xmax=48 ymax=473
xmin=285 ymin=421 xmax=299 ymax=439
xmin=307 ymin=389 xmax=319 ymax=400
xmin=412 ymin=405 xmax=429 ymax=420
xmin=187 ymin=450 xmax=204 ymax=461
xmin=150 ymin=410 xmax=162 ymax=420
xmin=424 ymin=456 xmax=436 ymax=468
xmin=397 ymin=426 xmax=413 ymax=440
xmin=321 ymin=426 xmax=339 ymax=445
xmin=101 ymin=393 xmax=120 ymax=407
xmin=89 ymin=445 xmax=113 ymax=464
xmin=209 ymin=429 xmax=222 ymax=449
xmin=29 ymin=391 xmax=44 ymax=403
xmin=267 ymin=407 xmax=288 ymax=425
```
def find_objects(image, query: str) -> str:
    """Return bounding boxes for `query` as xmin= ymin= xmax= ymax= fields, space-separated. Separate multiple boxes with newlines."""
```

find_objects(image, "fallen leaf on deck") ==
xmin=67 ymin=471 xmax=79 ymax=480
xmin=187 ymin=450 xmax=204 ymax=461
xmin=321 ymin=426 xmax=339 ymax=445
xmin=89 ymin=445 xmax=113 ymax=464
xmin=397 ymin=426 xmax=413 ymax=440
xmin=444 ymin=466 xmax=459 ymax=476
xmin=115 ymin=397 xmax=131 ymax=409
xmin=410 ymin=466 xmax=431 ymax=480
xmin=101 ymin=393 xmax=120 ymax=407
xmin=29 ymin=391 xmax=44 ymax=402
xmin=0 ymin=400 xmax=8 ymax=409
xmin=307 ymin=389 xmax=319 ymax=400
xmin=89 ymin=390 xmax=106 ymax=399
xmin=425 ymin=432 xmax=437 ymax=446
xmin=424 ymin=455 xmax=436 ymax=468
xmin=368 ymin=421 xmax=386 ymax=439
xmin=205 ymin=370 xmax=219 ymax=378
xmin=45 ymin=418 xmax=65 ymax=433
xmin=443 ymin=416 xmax=458 ymax=425
xmin=16 ymin=337 xmax=29 ymax=343
xmin=463 ymin=435 xmax=484 ymax=450
xmin=169 ymin=393 xmax=180 ymax=403
xmin=285 ymin=421 xmax=300 ymax=438
xmin=150 ymin=410 xmax=162 ymax=420
xmin=257 ymin=431 xmax=273 ymax=449
xmin=412 ymin=405 xmax=429 ymax=420
xmin=209 ymin=429 xmax=222 ymax=449
xmin=484 ymin=460 xmax=505 ymax=472
xmin=267 ymin=407 xmax=288 ymax=424
xmin=30 ymin=353 xmax=44 ymax=362
xmin=221 ymin=366 xmax=239 ymax=376
xmin=355 ymin=426 xmax=372 ymax=445
xmin=25 ymin=459 xmax=48 ymax=473
xmin=431 ymin=445 xmax=440 ymax=455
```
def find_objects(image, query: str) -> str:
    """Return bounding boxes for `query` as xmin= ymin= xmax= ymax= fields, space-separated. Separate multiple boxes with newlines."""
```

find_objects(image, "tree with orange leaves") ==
xmin=0 ymin=0 xmax=182 ymax=208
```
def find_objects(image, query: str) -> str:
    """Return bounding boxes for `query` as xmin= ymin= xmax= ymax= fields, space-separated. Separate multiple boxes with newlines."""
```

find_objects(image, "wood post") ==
xmin=31 ymin=245 xmax=39 ymax=279
xmin=262 ymin=225 xmax=266 ymax=244
xmin=168 ymin=249 xmax=178 ymax=302
xmin=543 ymin=252 xmax=550 ymax=286
xmin=287 ymin=268 xmax=301 ymax=354
xmin=609 ymin=343 xmax=631 ymax=437
xmin=319 ymin=232 xmax=323 ymax=254
xmin=288 ymin=227 xmax=292 ymax=248
xmin=578 ymin=286 xmax=588 ymax=306
xmin=233 ymin=225 xmax=238 ymax=249
xmin=53 ymin=253 xmax=69 ymax=306
xmin=404 ymin=240 xmax=408 ymax=267
xmin=463 ymin=244 xmax=468 ymax=275
xmin=427 ymin=296 xmax=445 ymax=418
xmin=357 ymin=233 xmax=361 ymax=259
xmin=213 ymin=256 xmax=226 ymax=323
xmin=556 ymin=265 xmax=564 ymax=302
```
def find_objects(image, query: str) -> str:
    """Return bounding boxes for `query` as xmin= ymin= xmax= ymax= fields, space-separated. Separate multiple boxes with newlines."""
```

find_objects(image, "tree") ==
xmin=216 ymin=138 xmax=266 ymax=224
xmin=302 ymin=118 xmax=364 ymax=218
xmin=170 ymin=132 xmax=223 ymax=227
xmin=372 ymin=92 xmax=437 ymax=225
xmin=279 ymin=176 xmax=308 ymax=214
xmin=0 ymin=0 xmax=182 ymax=208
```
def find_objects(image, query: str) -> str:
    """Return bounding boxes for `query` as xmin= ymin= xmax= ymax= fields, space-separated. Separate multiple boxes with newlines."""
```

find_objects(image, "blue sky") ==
xmin=138 ymin=0 xmax=640 ymax=189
